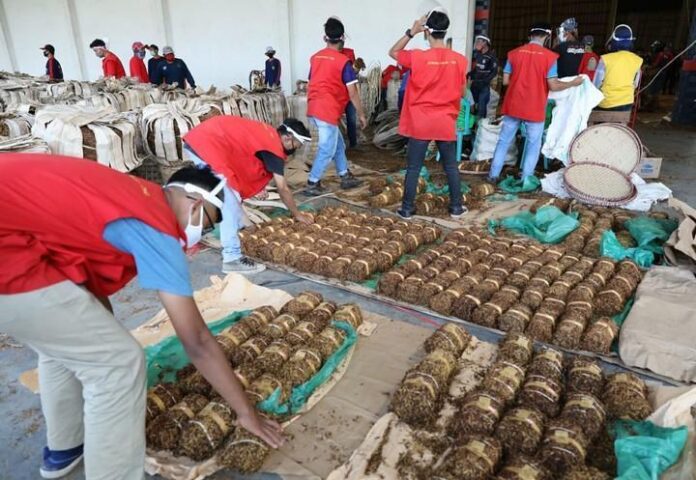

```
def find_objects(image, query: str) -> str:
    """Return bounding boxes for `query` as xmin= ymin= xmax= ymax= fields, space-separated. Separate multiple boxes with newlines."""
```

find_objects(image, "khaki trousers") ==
xmin=0 ymin=281 xmax=146 ymax=480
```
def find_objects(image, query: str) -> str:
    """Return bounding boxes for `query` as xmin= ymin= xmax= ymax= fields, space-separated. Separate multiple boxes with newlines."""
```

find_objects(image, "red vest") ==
xmin=502 ymin=43 xmax=559 ymax=122
xmin=307 ymin=48 xmax=351 ymax=125
xmin=129 ymin=56 xmax=149 ymax=83
xmin=102 ymin=52 xmax=126 ymax=79
xmin=0 ymin=154 xmax=184 ymax=296
xmin=398 ymin=48 xmax=468 ymax=141
xmin=578 ymin=52 xmax=600 ymax=81
xmin=183 ymin=116 xmax=287 ymax=199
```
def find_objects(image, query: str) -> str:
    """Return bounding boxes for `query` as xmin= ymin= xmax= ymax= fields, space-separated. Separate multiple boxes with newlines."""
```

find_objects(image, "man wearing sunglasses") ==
xmin=0 ymin=155 xmax=284 ymax=479
xmin=183 ymin=115 xmax=314 ymax=274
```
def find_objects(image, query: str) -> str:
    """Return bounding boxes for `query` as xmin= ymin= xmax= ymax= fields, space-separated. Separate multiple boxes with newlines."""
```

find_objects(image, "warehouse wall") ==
xmin=0 ymin=0 xmax=475 ymax=92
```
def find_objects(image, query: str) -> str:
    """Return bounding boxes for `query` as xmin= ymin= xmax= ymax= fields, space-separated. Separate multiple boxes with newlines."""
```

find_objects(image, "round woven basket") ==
xmin=569 ymin=124 xmax=642 ymax=175
xmin=564 ymin=162 xmax=637 ymax=206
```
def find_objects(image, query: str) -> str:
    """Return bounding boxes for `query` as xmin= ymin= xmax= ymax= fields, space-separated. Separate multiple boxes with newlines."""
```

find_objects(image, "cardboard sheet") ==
xmin=665 ymin=197 xmax=696 ymax=271
xmin=619 ymin=266 xmax=696 ymax=383
xmin=19 ymin=273 xmax=294 ymax=393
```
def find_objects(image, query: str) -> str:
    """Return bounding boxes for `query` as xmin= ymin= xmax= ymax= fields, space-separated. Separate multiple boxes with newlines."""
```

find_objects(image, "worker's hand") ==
xmin=358 ymin=113 xmax=368 ymax=129
xmin=252 ymin=190 xmax=269 ymax=201
xmin=237 ymin=410 xmax=285 ymax=449
xmin=572 ymin=76 xmax=584 ymax=87
xmin=294 ymin=212 xmax=314 ymax=225
xmin=411 ymin=16 xmax=427 ymax=36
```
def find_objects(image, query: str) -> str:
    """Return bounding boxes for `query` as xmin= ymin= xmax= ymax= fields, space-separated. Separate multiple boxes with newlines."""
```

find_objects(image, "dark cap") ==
xmin=529 ymin=22 xmax=553 ymax=36
xmin=148 ymin=44 xmax=159 ymax=51
xmin=40 ymin=44 xmax=55 ymax=54
xmin=89 ymin=38 xmax=106 ymax=48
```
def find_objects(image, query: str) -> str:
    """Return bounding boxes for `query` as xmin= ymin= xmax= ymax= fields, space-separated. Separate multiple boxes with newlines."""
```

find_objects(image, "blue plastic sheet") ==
xmin=257 ymin=320 xmax=358 ymax=416
xmin=488 ymin=206 xmax=580 ymax=243
xmin=613 ymin=420 xmax=688 ymax=480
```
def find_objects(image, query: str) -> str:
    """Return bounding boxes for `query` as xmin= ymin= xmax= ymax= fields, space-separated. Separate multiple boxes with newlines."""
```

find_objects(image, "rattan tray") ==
xmin=569 ymin=123 xmax=642 ymax=174
xmin=564 ymin=162 xmax=637 ymax=206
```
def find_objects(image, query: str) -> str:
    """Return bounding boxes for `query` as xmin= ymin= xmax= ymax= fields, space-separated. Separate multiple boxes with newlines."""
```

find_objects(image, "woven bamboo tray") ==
xmin=569 ymin=123 xmax=642 ymax=175
xmin=564 ymin=162 xmax=637 ymax=207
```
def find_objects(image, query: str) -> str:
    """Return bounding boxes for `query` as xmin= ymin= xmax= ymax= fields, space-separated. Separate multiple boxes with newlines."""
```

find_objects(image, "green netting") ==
xmin=498 ymin=175 xmax=541 ymax=193
xmin=600 ymin=230 xmax=655 ymax=268
xmin=625 ymin=216 xmax=678 ymax=254
xmin=144 ymin=310 xmax=250 ymax=387
xmin=487 ymin=193 xmax=519 ymax=203
xmin=488 ymin=206 xmax=580 ymax=243
xmin=257 ymin=320 xmax=358 ymax=416
xmin=612 ymin=420 xmax=688 ymax=480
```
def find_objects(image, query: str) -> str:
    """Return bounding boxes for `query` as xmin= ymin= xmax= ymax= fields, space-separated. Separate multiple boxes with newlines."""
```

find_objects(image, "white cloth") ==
xmin=542 ymin=75 xmax=604 ymax=164
xmin=540 ymin=169 xmax=672 ymax=212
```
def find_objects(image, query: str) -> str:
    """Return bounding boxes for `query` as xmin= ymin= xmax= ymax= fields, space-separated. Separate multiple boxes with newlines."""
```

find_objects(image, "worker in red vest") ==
xmin=0 ymin=156 xmax=283 ymax=479
xmin=89 ymin=38 xmax=126 ymax=79
xmin=129 ymin=41 xmax=149 ymax=83
xmin=183 ymin=116 xmax=314 ymax=274
xmin=578 ymin=35 xmax=600 ymax=81
xmin=489 ymin=22 xmax=583 ymax=181
xmin=304 ymin=17 xmax=366 ymax=196
xmin=388 ymin=8 xmax=468 ymax=219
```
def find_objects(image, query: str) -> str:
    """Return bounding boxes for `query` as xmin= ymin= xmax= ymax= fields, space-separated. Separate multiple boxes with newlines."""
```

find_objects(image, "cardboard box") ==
xmin=637 ymin=157 xmax=662 ymax=179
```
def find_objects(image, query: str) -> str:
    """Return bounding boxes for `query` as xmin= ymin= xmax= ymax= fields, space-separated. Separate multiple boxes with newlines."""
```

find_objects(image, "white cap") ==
xmin=265 ymin=46 xmax=275 ymax=54
xmin=162 ymin=46 xmax=174 ymax=55
xmin=475 ymin=35 xmax=491 ymax=44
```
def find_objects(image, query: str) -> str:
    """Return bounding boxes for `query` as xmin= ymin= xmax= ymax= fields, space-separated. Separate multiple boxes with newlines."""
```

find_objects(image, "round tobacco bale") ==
xmin=494 ymin=456 xmax=551 ymax=480
xmin=498 ymin=303 xmax=533 ymax=333
xmin=402 ymin=230 xmax=425 ymax=253
xmin=240 ymin=306 xmax=278 ymax=331
xmin=561 ymin=465 xmax=611 ymax=480
xmin=537 ymin=297 xmax=567 ymax=318
xmin=147 ymin=393 xmax=209 ymax=451
xmin=567 ymin=282 xmax=597 ymax=302
xmin=560 ymin=393 xmax=606 ymax=439
xmin=497 ymin=332 xmax=534 ymax=367
xmin=564 ymin=299 xmax=594 ymax=321
xmin=539 ymin=419 xmax=588 ymax=473
xmin=334 ymin=303 xmax=363 ymax=329
xmin=433 ymin=435 xmax=502 ymax=480
xmin=580 ymin=317 xmax=619 ymax=354
xmin=303 ymin=301 xmax=337 ymax=330
xmin=311 ymin=253 xmax=338 ymax=276
xmin=377 ymin=269 xmax=407 ymax=298
xmin=422 ymin=224 xmax=442 ymax=243
xmin=398 ymin=276 xmax=427 ymax=304
xmin=261 ymin=313 xmax=299 ymax=339
xmin=528 ymin=348 xmax=565 ymax=383
xmin=280 ymin=347 xmax=323 ymax=386
xmin=256 ymin=340 xmax=292 ymax=374
xmin=230 ymin=335 xmax=270 ymax=367
xmin=471 ymin=182 xmax=496 ymax=198
xmin=507 ymin=265 xmax=538 ymax=288
xmin=481 ymin=361 xmax=526 ymax=405
xmin=285 ymin=244 xmax=310 ymax=268
xmin=547 ymin=279 xmax=573 ymax=300
xmin=216 ymin=323 xmax=253 ymax=356
xmin=286 ymin=321 xmax=317 ymax=346
xmin=552 ymin=310 xmax=588 ymax=350
xmin=520 ymin=286 xmax=545 ymax=310
xmin=518 ymin=374 xmax=563 ymax=417
xmin=368 ymin=177 xmax=389 ymax=195
xmin=178 ymin=401 xmax=235 ymax=460
xmin=495 ymin=407 xmax=546 ymax=456
xmin=450 ymin=392 xmax=504 ymax=437
xmin=419 ymin=271 xmax=461 ymax=305
xmin=179 ymin=371 xmax=212 ymax=397
xmin=294 ymin=250 xmax=321 ymax=272
xmin=326 ymin=255 xmax=355 ymax=280
xmin=247 ymin=373 xmax=286 ymax=405
xmin=602 ymin=373 xmax=652 ymax=420
xmin=218 ymin=428 xmax=270 ymax=473
xmin=424 ymin=323 xmax=471 ymax=357
xmin=429 ymin=282 xmax=468 ymax=316
xmin=566 ymin=357 xmax=604 ymax=397
xmin=501 ymin=254 xmax=530 ymax=272
xmin=526 ymin=312 xmax=558 ymax=343
xmin=346 ymin=255 xmax=379 ymax=282
xmin=234 ymin=364 xmax=263 ymax=390
xmin=538 ymin=246 xmax=567 ymax=264
xmin=586 ymin=426 xmax=617 ymax=475
xmin=146 ymin=383 xmax=184 ymax=424
xmin=594 ymin=288 xmax=628 ymax=316
xmin=311 ymin=326 xmax=347 ymax=359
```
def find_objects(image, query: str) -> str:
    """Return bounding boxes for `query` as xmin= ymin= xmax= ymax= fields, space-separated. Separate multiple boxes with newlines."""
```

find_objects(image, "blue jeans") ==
xmin=345 ymin=102 xmax=357 ymax=147
xmin=470 ymin=81 xmax=490 ymax=118
xmin=308 ymin=116 xmax=349 ymax=183
xmin=185 ymin=145 xmax=245 ymax=262
xmin=490 ymin=116 xmax=544 ymax=180
xmin=402 ymin=138 xmax=462 ymax=212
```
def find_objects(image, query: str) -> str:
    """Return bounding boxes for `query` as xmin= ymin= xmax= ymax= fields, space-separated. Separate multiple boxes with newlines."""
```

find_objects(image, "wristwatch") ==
xmin=405 ymin=28 xmax=414 ymax=39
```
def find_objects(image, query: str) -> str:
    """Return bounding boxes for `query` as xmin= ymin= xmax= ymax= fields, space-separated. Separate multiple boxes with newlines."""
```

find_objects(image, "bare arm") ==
xmin=347 ymin=83 xmax=367 ymax=128
xmin=502 ymin=73 xmax=510 ymax=86
xmin=547 ymin=76 xmax=583 ymax=92
xmin=274 ymin=174 xmax=312 ymax=224
xmin=389 ymin=16 xmax=426 ymax=60
xmin=158 ymin=292 xmax=284 ymax=448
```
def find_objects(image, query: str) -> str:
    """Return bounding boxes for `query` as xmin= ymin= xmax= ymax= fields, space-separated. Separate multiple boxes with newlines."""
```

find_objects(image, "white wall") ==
xmin=0 ymin=0 xmax=474 ymax=92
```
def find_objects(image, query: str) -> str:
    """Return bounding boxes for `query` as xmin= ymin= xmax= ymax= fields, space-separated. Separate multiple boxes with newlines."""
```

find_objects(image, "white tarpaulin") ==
xmin=542 ymin=75 xmax=604 ymax=164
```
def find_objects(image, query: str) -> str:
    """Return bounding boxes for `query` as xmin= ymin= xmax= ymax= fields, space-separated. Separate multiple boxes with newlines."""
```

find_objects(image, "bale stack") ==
xmin=0 ymin=112 xmax=32 ymax=139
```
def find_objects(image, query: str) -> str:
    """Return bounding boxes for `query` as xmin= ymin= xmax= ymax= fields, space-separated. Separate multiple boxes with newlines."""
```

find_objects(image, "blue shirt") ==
xmin=103 ymin=219 xmax=193 ymax=297
xmin=504 ymin=59 xmax=558 ymax=78
xmin=265 ymin=57 xmax=281 ymax=86
xmin=152 ymin=58 xmax=196 ymax=88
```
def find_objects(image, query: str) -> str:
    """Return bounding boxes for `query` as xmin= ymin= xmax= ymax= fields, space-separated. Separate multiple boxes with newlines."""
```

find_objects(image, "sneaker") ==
xmin=396 ymin=208 xmax=414 ymax=219
xmin=222 ymin=257 xmax=266 ymax=274
xmin=449 ymin=206 xmax=468 ymax=219
xmin=339 ymin=171 xmax=363 ymax=189
xmin=303 ymin=180 xmax=326 ymax=196
xmin=40 ymin=445 xmax=84 ymax=479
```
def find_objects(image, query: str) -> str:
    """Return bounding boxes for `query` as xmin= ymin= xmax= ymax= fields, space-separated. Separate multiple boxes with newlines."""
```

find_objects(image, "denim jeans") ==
xmin=308 ymin=116 xmax=349 ymax=183
xmin=185 ymin=145 xmax=245 ymax=262
xmin=402 ymin=138 xmax=462 ymax=212
xmin=470 ymin=81 xmax=491 ymax=118
xmin=490 ymin=116 xmax=544 ymax=180
xmin=345 ymin=102 xmax=358 ymax=147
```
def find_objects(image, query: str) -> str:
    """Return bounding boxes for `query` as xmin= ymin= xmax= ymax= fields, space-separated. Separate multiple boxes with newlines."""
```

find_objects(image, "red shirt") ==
xmin=307 ymin=48 xmax=352 ymax=125
xmin=342 ymin=47 xmax=356 ymax=64
xmin=397 ymin=48 xmax=468 ymax=141
xmin=183 ymin=116 xmax=287 ymax=200
xmin=381 ymin=65 xmax=404 ymax=89
xmin=502 ymin=43 xmax=559 ymax=122
xmin=578 ymin=52 xmax=600 ymax=81
xmin=102 ymin=51 xmax=126 ymax=78
xmin=0 ymin=155 xmax=183 ymax=296
xmin=129 ymin=56 xmax=149 ymax=83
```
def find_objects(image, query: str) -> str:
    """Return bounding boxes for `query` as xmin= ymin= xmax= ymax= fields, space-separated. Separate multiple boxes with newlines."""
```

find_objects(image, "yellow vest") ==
xmin=599 ymin=51 xmax=643 ymax=108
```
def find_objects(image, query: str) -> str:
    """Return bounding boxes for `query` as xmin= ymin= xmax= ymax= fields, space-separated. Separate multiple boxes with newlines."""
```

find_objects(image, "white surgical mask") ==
xmin=184 ymin=204 xmax=205 ymax=248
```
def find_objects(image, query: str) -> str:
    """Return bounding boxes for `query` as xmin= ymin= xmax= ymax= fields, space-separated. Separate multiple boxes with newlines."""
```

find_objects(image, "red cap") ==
xmin=132 ymin=41 xmax=144 ymax=51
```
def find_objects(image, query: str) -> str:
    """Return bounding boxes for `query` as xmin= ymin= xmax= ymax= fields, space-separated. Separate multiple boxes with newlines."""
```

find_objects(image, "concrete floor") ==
xmin=1 ymin=113 xmax=694 ymax=479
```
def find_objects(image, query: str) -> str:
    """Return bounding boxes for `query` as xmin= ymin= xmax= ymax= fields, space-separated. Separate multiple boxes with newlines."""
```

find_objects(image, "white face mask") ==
xmin=184 ymin=203 xmax=205 ymax=248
